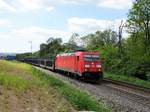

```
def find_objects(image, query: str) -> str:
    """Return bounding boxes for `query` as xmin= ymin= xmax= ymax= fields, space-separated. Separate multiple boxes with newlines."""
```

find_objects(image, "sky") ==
xmin=0 ymin=0 xmax=133 ymax=53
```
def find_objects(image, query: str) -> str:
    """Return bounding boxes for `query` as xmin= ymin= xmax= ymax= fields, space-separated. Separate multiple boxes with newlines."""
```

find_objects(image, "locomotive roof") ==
xmin=56 ymin=51 xmax=99 ymax=57
xmin=56 ymin=53 xmax=75 ymax=57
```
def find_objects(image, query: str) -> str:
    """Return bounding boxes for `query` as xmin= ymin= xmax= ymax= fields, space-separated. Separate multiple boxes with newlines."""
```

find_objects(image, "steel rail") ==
xmin=103 ymin=78 xmax=150 ymax=93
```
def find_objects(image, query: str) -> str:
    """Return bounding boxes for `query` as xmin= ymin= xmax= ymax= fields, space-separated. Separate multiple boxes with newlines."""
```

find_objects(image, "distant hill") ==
xmin=0 ymin=53 xmax=17 ymax=56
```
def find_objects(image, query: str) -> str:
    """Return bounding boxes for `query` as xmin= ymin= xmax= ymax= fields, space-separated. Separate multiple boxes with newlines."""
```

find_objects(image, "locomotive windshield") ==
xmin=84 ymin=54 xmax=100 ymax=61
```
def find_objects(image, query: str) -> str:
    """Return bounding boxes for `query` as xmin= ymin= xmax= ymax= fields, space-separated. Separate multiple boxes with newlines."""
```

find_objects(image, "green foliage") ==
xmin=32 ymin=69 xmax=111 ymax=112
xmin=39 ymin=37 xmax=63 ymax=58
xmin=16 ymin=52 xmax=32 ymax=59
xmin=127 ymin=0 xmax=150 ymax=52
xmin=81 ymin=29 xmax=118 ymax=51
xmin=126 ymin=0 xmax=150 ymax=79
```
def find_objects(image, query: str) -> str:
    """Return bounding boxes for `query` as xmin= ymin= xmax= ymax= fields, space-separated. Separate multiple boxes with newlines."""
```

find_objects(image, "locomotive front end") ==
xmin=82 ymin=52 xmax=103 ymax=81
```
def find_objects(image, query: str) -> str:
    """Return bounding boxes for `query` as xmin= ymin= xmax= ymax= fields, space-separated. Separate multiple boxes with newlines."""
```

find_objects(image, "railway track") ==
xmin=103 ymin=78 xmax=150 ymax=94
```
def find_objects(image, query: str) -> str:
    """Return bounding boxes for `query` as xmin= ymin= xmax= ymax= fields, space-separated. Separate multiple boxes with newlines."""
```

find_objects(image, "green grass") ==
xmin=32 ymin=68 xmax=111 ymax=112
xmin=0 ymin=72 xmax=29 ymax=91
xmin=0 ymin=60 xmax=30 ymax=91
xmin=104 ymin=72 xmax=150 ymax=88
xmin=0 ymin=60 xmax=49 ymax=91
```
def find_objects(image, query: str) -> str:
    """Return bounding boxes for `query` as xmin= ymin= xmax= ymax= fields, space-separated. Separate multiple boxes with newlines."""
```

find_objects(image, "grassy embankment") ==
xmin=104 ymin=72 xmax=150 ymax=88
xmin=0 ymin=60 xmax=75 ymax=112
xmin=0 ymin=60 xmax=111 ymax=112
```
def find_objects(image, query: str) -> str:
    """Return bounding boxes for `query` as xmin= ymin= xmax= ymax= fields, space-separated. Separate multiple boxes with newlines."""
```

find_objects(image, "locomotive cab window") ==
xmin=84 ymin=54 xmax=100 ymax=61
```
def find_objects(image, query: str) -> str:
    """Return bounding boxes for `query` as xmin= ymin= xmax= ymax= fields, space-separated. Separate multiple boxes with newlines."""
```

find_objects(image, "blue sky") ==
xmin=0 ymin=0 xmax=133 ymax=53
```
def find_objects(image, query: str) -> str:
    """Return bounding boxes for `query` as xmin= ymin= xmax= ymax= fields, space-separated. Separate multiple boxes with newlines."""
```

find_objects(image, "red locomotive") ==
xmin=55 ymin=51 xmax=103 ymax=81
xmin=22 ymin=51 xmax=103 ymax=81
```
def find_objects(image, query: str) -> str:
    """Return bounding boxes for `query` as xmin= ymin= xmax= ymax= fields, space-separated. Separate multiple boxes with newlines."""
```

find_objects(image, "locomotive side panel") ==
xmin=55 ymin=54 xmax=77 ymax=73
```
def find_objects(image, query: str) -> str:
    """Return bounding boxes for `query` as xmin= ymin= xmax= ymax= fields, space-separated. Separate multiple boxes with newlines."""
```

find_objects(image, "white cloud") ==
xmin=19 ymin=0 xmax=44 ymax=10
xmin=0 ymin=0 xmax=16 ymax=12
xmin=0 ymin=26 xmax=71 ymax=53
xmin=0 ymin=19 xmax=10 ymax=27
xmin=0 ymin=0 xmax=132 ymax=13
xmin=0 ymin=18 xmax=128 ymax=53
xmin=60 ymin=0 xmax=96 ymax=5
xmin=11 ymin=26 xmax=71 ymax=40
xmin=0 ymin=0 xmax=55 ymax=12
xmin=18 ymin=0 xmax=54 ymax=11
xmin=46 ymin=6 xmax=55 ymax=11
xmin=68 ymin=17 xmax=125 ymax=34
xmin=59 ymin=0 xmax=132 ymax=9
xmin=98 ymin=0 xmax=132 ymax=9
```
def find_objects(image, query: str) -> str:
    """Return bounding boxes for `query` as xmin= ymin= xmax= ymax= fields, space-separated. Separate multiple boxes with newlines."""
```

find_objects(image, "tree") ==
xmin=40 ymin=43 xmax=47 ymax=57
xmin=68 ymin=33 xmax=79 ymax=46
xmin=127 ymin=0 xmax=150 ymax=53
xmin=47 ymin=37 xmax=54 ymax=44
xmin=81 ymin=29 xmax=118 ymax=51
xmin=102 ymin=29 xmax=118 ymax=46
xmin=118 ymin=20 xmax=125 ymax=58
xmin=125 ymin=0 xmax=150 ymax=79
xmin=39 ymin=37 xmax=63 ymax=58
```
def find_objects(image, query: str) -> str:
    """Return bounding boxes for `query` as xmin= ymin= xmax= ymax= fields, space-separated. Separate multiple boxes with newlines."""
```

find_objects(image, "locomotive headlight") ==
xmin=96 ymin=65 xmax=101 ymax=68
xmin=85 ymin=65 xmax=90 ymax=68
xmin=85 ymin=68 xmax=88 ymax=71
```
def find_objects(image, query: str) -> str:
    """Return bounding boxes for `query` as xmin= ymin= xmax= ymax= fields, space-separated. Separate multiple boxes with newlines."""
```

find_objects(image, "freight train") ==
xmin=21 ymin=51 xmax=103 ymax=82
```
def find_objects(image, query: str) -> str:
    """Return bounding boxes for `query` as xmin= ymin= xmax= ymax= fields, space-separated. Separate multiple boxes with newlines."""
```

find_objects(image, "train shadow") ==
xmin=54 ymin=69 xmax=102 ymax=85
